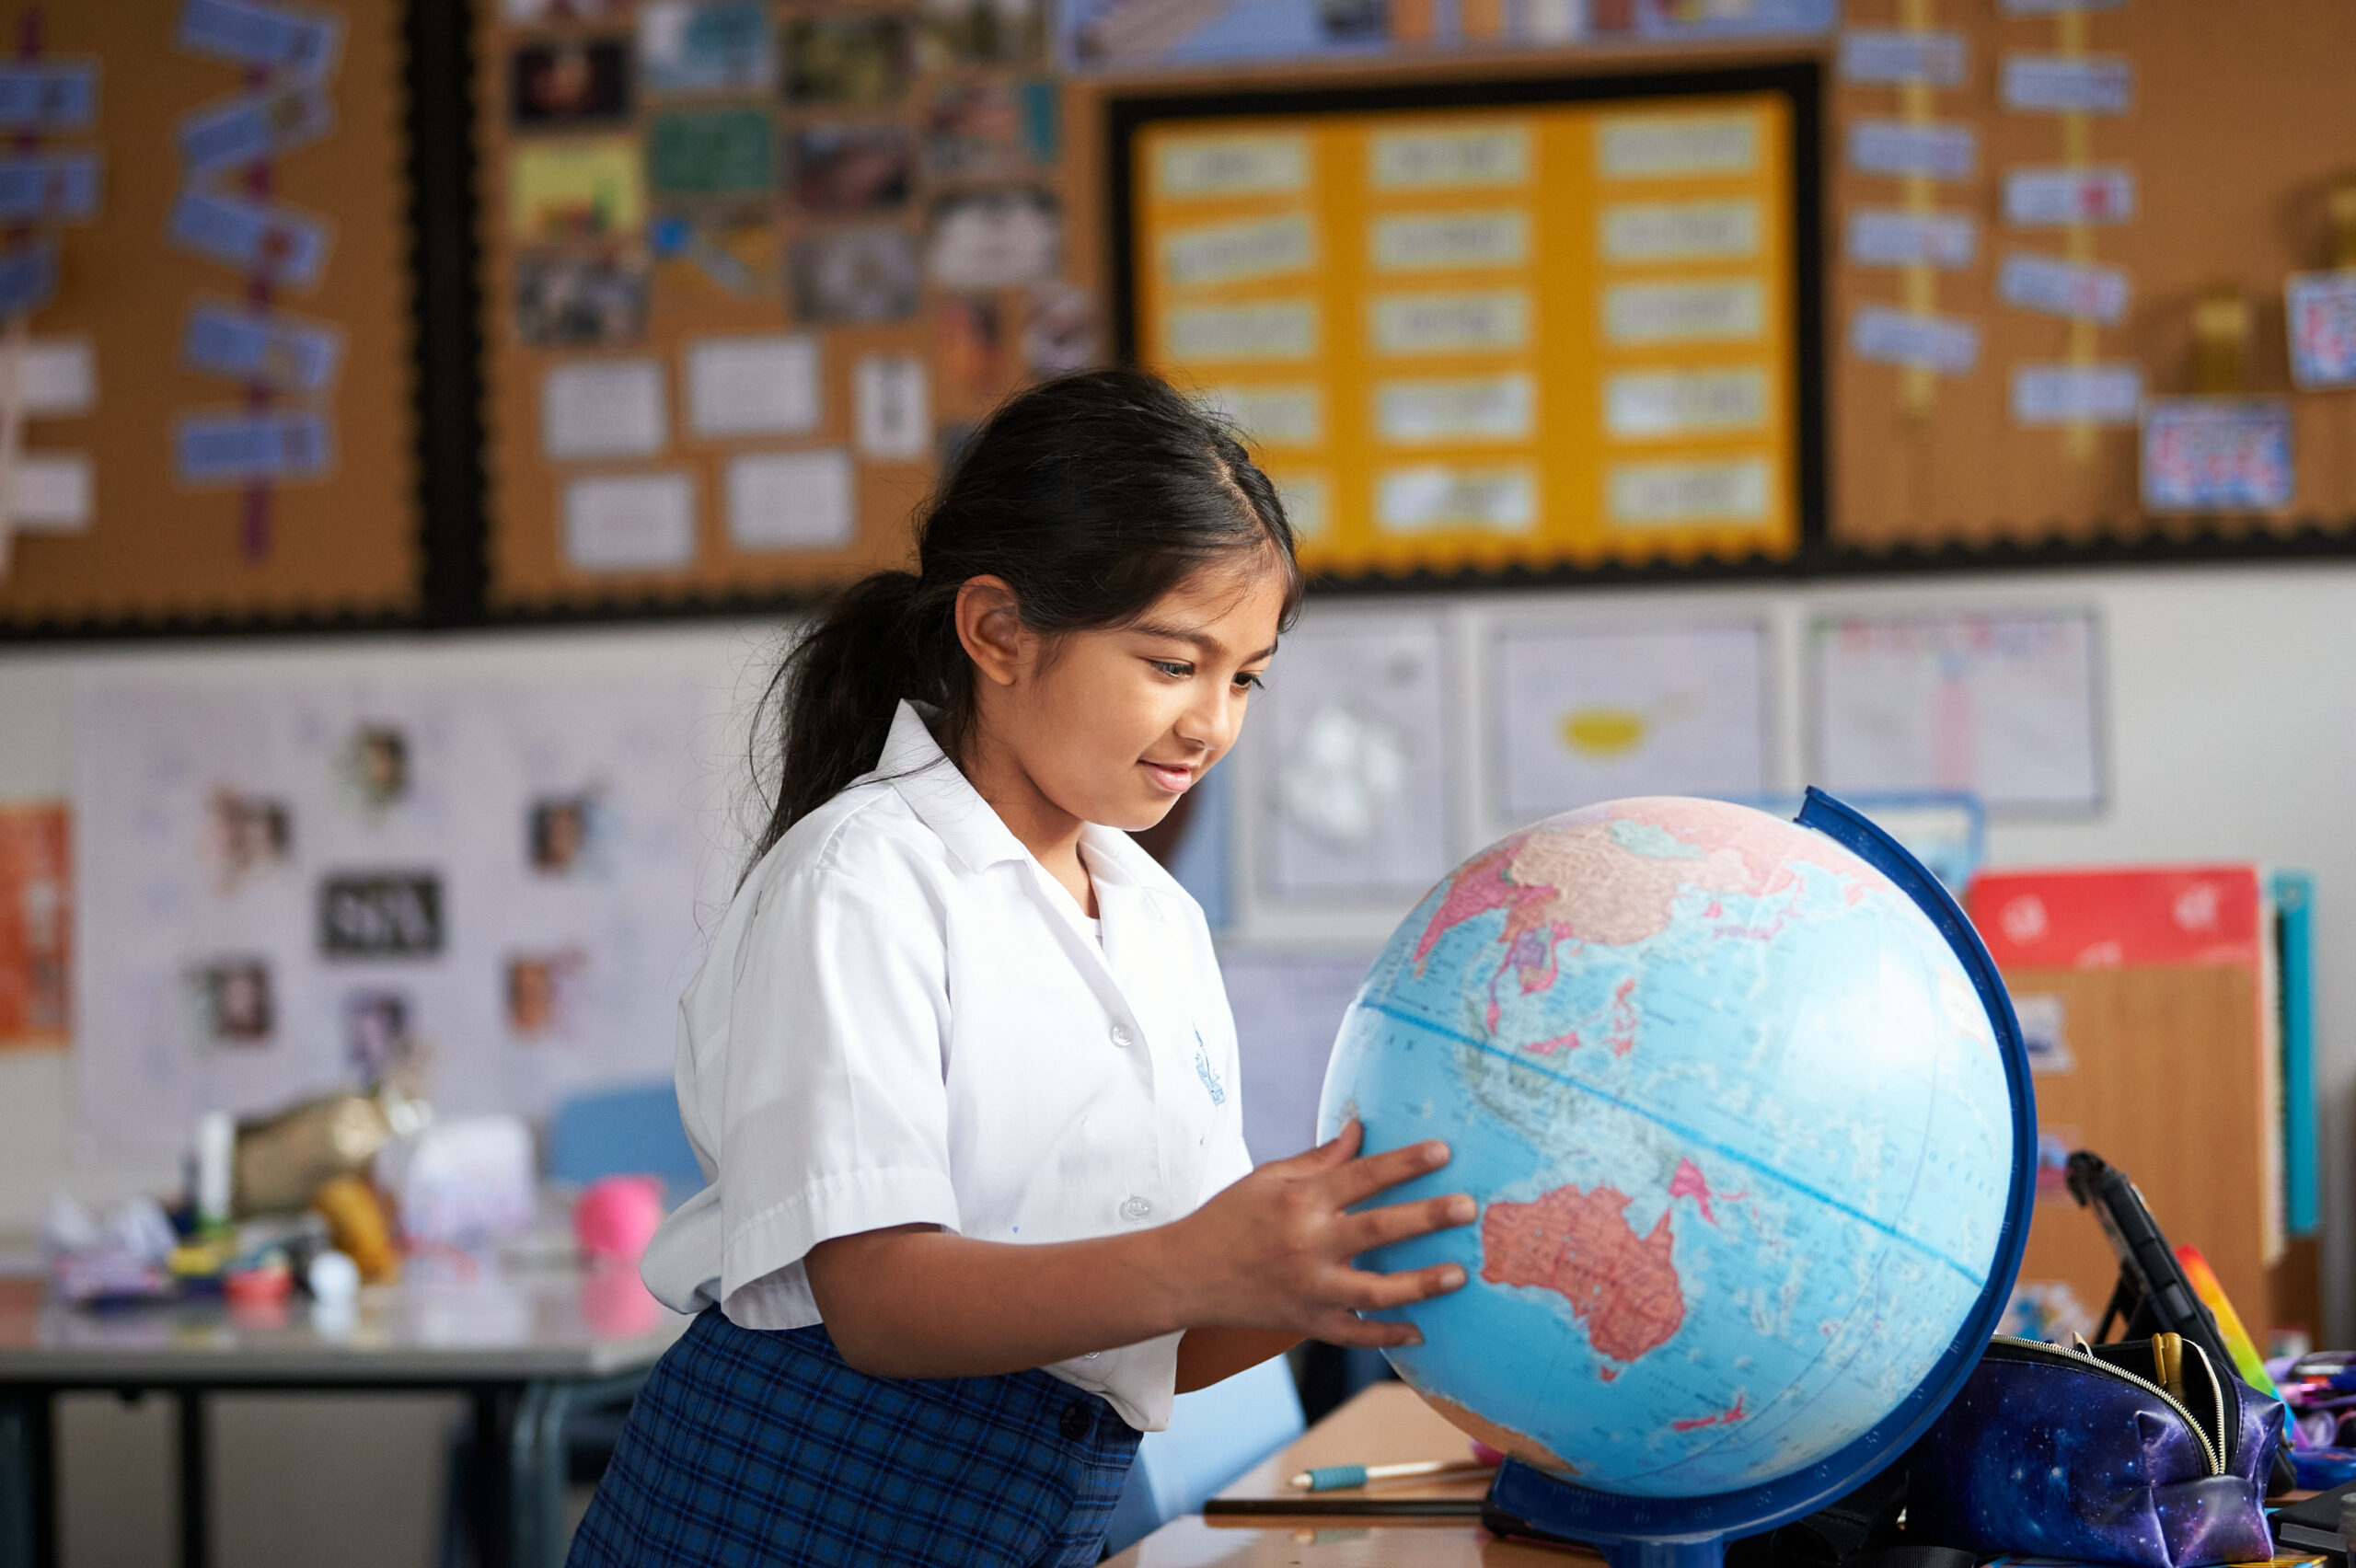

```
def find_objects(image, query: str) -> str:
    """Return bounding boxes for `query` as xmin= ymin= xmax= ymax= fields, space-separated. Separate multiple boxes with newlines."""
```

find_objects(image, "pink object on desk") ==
xmin=574 ymin=1175 xmax=665 ymax=1263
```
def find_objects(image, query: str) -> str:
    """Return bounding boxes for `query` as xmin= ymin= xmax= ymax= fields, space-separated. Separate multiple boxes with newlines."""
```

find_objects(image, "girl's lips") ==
xmin=1141 ymin=761 xmax=1195 ymax=793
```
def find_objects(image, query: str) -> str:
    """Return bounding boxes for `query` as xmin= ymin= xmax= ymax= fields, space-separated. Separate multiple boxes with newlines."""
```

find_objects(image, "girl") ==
xmin=570 ymin=368 xmax=1474 ymax=1567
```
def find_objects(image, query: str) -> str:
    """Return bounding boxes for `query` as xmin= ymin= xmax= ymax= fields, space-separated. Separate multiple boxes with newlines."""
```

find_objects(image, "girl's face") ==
xmin=961 ymin=556 xmax=1288 ymax=833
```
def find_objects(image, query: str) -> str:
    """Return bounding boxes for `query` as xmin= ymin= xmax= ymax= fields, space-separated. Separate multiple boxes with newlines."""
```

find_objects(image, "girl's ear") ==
xmin=953 ymin=575 xmax=1031 ymax=688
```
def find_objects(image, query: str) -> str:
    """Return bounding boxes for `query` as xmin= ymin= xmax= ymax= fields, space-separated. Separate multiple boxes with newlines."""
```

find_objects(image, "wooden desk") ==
xmin=1109 ymin=1381 xmax=1605 ymax=1565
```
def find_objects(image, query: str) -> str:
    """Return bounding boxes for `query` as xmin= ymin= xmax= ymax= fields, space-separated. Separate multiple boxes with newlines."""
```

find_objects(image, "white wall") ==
xmin=4 ymin=562 xmax=2353 ymax=1329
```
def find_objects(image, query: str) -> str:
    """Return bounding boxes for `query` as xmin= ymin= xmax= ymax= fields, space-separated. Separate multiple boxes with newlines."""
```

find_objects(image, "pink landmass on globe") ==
xmin=1671 ymin=1392 xmax=1749 ymax=1433
xmin=1482 ymin=1183 xmax=1685 ymax=1368
xmin=1411 ymin=800 xmax=1870 ymax=1045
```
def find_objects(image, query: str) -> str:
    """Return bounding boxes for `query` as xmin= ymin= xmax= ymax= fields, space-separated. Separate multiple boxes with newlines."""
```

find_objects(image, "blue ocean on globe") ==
xmin=1318 ymin=796 xmax=2015 ymax=1499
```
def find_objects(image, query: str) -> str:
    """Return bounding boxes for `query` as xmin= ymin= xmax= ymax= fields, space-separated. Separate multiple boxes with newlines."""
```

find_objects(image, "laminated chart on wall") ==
xmin=0 ymin=0 xmax=416 ymax=628
xmin=71 ymin=666 xmax=726 ymax=1151
xmin=1487 ymin=621 xmax=1769 ymax=824
xmin=1807 ymin=608 xmax=2102 ymax=813
xmin=1125 ymin=85 xmax=1807 ymax=582
xmin=479 ymin=0 xmax=1091 ymax=608
xmin=1251 ymin=612 xmax=1453 ymax=902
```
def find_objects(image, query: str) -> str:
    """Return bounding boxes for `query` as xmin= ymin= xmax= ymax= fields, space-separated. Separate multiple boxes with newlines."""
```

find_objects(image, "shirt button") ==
xmin=1109 ymin=1023 xmax=1134 ymax=1048
xmin=1060 ymin=1401 xmax=1093 ymax=1441
xmin=1119 ymin=1195 xmax=1152 ymax=1222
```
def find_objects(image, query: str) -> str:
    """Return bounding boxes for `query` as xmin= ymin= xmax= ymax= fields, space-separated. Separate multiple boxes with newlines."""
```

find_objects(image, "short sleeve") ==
xmin=714 ymin=860 xmax=962 ymax=1325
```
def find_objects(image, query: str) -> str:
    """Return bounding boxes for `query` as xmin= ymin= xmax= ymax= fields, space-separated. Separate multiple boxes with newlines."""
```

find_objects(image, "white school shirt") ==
xmin=640 ymin=700 xmax=1253 ymax=1432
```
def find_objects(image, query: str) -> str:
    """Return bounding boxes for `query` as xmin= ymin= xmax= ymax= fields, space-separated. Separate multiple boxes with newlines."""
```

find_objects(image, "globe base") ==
xmin=1491 ymin=1458 xmax=1735 ymax=1568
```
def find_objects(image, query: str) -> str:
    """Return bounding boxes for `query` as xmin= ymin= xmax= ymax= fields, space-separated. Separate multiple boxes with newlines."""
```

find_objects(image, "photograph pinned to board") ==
xmin=508 ymin=37 xmax=632 ymax=129
xmin=0 ymin=800 xmax=69 ymax=1050
xmin=1489 ymin=623 xmax=1769 ymax=824
xmin=935 ymin=294 xmax=1005 ymax=401
xmin=930 ymin=188 xmax=1060 ymax=288
xmin=1255 ymin=615 xmax=1452 ymax=902
xmin=513 ymin=250 xmax=649 ymax=348
xmin=508 ymin=136 xmax=645 ymax=243
xmin=1023 ymin=282 xmax=1097 ymax=374
xmin=791 ymin=226 xmax=920 ymax=323
xmin=647 ymin=107 xmax=775 ymax=202
xmin=637 ymin=0 xmax=776 ymax=96
xmin=783 ymin=15 xmax=914 ymax=105
xmin=918 ymin=0 xmax=1048 ymax=65
xmin=923 ymin=80 xmax=1058 ymax=179
xmin=2141 ymin=399 xmax=2293 ymax=513
xmin=787 ymin=122 xmax=915 ymax=215
xmin=1808 ymin=609 xmax=2103 ymax=813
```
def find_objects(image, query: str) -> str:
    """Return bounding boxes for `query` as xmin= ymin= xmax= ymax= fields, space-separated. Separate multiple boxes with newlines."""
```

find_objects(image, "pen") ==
xmin=2154 ymin=1332 xmax=2187 ymax=1403
xmin=1288 ymin=1459 xmax=1497 ymax=1492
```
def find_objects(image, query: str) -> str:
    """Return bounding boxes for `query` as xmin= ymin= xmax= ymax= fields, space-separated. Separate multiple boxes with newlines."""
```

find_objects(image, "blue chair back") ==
xmin=546 ymin=1078 xmax=706 ymax=1207
xmin=1102 ymin=1355 xmax=1306 ymax=1554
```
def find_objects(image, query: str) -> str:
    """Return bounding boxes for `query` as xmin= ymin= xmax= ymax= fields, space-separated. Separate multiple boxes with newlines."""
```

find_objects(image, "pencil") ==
xmin=1288 ymin=1459 xmax=1496 ymax=1492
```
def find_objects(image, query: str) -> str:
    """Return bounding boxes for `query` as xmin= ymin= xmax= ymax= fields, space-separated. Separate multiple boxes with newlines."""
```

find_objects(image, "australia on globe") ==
xmin=1319 ymin=796 xmax=2016 ymax=1500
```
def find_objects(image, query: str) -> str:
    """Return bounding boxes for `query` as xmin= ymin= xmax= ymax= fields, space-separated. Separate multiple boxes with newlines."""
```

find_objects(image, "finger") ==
xmin=1315 ymin=1312 xmax=1425 ymax=1349
xmin=1339 ymin=1193 xmax=1477 ymax=1255
xmin=1276 ymin=1118 xmax=1363 ymax=1177
xmin=1327 ymin=1137 xmax=1451 ymax=1207
xmin=1339 ymin=1262 xmax=1469 ymax=1312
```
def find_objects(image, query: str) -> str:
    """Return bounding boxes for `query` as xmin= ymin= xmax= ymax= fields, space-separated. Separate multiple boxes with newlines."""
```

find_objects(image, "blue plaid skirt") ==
xmin=567 ymin=1309 xmax=1141 ymax=1567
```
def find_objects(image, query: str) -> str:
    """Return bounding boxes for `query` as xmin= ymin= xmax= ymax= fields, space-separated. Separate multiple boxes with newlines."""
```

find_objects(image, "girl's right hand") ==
xmin=1161 ymin=1119 xmax=1476 ymax=1348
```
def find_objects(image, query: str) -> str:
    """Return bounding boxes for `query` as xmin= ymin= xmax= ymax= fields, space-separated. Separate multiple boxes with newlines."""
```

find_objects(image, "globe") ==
xmin=1318 ymin=791 xmax=2032 ymax=1564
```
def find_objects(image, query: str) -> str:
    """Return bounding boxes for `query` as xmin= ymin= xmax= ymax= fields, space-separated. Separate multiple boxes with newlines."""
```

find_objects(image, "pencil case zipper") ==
xmin=1988 ymin=1334 xmax=2228 ymax=1477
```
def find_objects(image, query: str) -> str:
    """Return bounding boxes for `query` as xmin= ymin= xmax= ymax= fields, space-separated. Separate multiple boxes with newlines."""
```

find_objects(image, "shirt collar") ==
xmin=877 ymin=700 xmax=1193 ymax=906
xmin=876 ymin=701 xmax=1031 ymax=874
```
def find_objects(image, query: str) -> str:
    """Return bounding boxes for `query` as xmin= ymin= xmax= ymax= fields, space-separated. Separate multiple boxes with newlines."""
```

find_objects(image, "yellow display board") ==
xmin=1129 ymin=90 xmax=1798 ymax=580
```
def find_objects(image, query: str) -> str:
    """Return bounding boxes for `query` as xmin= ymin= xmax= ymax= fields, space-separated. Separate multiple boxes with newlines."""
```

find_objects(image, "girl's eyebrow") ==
xmin=1132 ymin=622 xmax=1279 ymax=663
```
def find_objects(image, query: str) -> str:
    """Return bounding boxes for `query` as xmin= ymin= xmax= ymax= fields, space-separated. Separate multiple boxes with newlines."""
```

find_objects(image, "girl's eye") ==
xmin=1150 ymin=660 xmax=1192 ymax=678
xmin=1233 ymin=671 xmax=1265 ymax=691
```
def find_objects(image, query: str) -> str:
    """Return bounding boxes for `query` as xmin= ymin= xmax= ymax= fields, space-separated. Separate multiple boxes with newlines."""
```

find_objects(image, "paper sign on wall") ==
xmin=2001 ymin=54 xmax=2131 ymax=114
xmin=2012 ymin=363 xmax=2142 ymax=426
xmin=2004 ymin=167 xmax=2134 ymax=227
xmin=1848 ymin=210 xmax=1976 ymax=270
xmin=1490 ymin=623 xmax=1768 ymax=821
xmin=2142 ymin=399 xmax=2293 ymax=513
xmin=1851 ymin=306 xmax=1980 ymax=375
xmin=2285 ymin=271 xmax=2356 ymax=390
xmin=727 ymin=448 xmax=855 ymax=550
xmin=542 ymin=360 xmax=667 ymax=460
xmin=1839 ymin=29 xmax=1967 ymax=87
xmin=685 ymin=334 xmax=819 ymax=439
xmin=1999 ymin=252 xmax=2129 ymax=325
xmin=1848 ymin=121 xmax=1977 ymax=181
xmin=1810 ymin=610 xmax=2102 ymax=812
xmin=562 ymin=471 xmax=697 ymax=570
xmin=854 ymin=354 xmax=930 ymax=460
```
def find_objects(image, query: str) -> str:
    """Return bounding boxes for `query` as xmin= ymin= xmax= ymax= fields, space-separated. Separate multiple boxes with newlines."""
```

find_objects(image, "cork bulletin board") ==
xmin=0 ymin=0 xmax=420 ymax=632
xmin=473 ymin=0 xmax=1091 ymax=613
xmin=1828 ymin=0 xmax=2356 ymax=555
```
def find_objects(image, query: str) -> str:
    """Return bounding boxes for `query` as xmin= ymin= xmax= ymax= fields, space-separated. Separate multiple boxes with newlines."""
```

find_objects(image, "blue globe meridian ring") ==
xmin=1316 ymin=790 xmax=2035 ymax=1559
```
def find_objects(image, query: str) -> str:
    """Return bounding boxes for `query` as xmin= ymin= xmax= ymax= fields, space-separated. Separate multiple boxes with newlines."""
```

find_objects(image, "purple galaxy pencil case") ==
xmin=1905 ymin=1335 xmax=2282 ymax=1568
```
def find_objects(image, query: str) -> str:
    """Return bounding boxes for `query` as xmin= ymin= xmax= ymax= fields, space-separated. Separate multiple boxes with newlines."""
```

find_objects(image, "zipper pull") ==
xmin=2154 ymin=1333 xmax=2188 ymax=1404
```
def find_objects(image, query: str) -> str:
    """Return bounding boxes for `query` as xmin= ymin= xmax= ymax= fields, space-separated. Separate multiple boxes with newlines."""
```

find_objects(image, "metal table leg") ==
xmin=470 ymin=1387 xmax=517 ymax=1568
xmin=177 ymin=1390 xmax=208 ymax=1568
xmin=0 ymin=1387 xmax=56 ymax=1568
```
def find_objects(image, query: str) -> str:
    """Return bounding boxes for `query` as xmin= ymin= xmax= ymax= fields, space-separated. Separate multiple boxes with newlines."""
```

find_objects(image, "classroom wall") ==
xmin=2 ymin=561 xmax=2352 ymax=1562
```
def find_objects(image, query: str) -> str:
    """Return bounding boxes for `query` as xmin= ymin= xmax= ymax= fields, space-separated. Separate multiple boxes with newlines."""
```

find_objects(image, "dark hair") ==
xmin=746 ymin=366 xmax=1302 ymax=866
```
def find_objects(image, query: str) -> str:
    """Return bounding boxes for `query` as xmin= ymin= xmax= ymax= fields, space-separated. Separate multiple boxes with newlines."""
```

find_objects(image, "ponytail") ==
xmin=744 ymin=366 xmax=1300 ymax=872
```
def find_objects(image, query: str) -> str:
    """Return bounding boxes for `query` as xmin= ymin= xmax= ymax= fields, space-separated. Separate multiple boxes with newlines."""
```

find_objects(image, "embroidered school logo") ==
xmin=1193 ymin=1031 xmax=1227 ymax=1107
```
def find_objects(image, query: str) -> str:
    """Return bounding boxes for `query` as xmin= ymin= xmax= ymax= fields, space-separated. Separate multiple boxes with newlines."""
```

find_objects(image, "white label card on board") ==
xmin=1376 ymin=465 xmax=1535 ymax=533
xmin=1370 ymin=124 xmax=1529 ymax=190
xmin=2002 ymin=54 xmax=2132 ymax=115
xmin=1375 ymin=375 xmax=1533 ymax=444
xmin=1164 ymin=300 xmax=1317 ymax=363
xmin=1196 ymin=385 xmax=1322 ymax=448
xmin=1155 ymin=134 xmax=1309 ymax=198
xmin=1371 ymin=291 xmax=1530 ymax=355
xmin=1847 ymin=210 xmax=1977 ymax=270
xmin=1161 ymin=213 xmax=1314 ymax=290
xmin=2004 ymin=167 xmax=2136 ymax=227
xmin=1999 ymin=252 xmax=2129 ymax=325
xmin=727 ymin=449 xmax=856 ymax=549
xmin=1598 ymin=112 xmax=1758 ymax=179
xmin=1839 ymin=29 xmax=1968 ymax=87
xmin=685 ymin=335 xmax=820 ymax=440
xmin=1609 ymin=457 xmax=1771 ymax=527
xmin=562 ymin=471 xmax=696 ymax=571
xmin=1605 ymin=368 xmax=1768 ymax=438
xmin=1370 ymin=210 xmax=1526 ymax=272
xmin=854 ymin=355 xmax=930 ymax=460
xmin=1848 ymin=121 xmax=1977 ymax=181
xmin=2012 ymin=363 xmax=2143 ymax=426
xmin=1851 ymin=306 xmax=1980 ymax=375
xmin=1604 ymin=281 xmax=1762 ymax=344
xmin=1601 ymin=201 xmax=1760 ymax=263
xmin=543 ymin=361 xmax=667 ymax=460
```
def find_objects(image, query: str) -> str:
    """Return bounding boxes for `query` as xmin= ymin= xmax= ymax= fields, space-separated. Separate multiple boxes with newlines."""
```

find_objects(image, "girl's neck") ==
xmin=953 ymin=726 xmax=1096 ymax=917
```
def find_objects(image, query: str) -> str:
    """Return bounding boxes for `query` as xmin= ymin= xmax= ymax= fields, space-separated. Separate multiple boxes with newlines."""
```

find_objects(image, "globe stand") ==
xmin=1478 ymin=790 xmax=2039 ymax=1568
